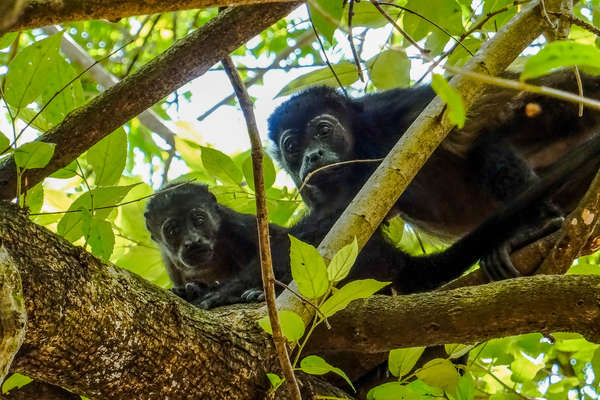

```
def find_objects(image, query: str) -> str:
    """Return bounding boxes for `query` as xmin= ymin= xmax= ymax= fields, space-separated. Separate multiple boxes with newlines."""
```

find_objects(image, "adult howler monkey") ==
xmin=144 ymin=132 xmax=600 ymax=308
xmin=267 ymin=70 xmax=600 ymax=241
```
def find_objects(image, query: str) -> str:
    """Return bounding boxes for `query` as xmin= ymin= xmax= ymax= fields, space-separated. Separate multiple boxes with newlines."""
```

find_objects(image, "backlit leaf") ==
xmin=300 ymin=355 xmax=355 ymax=392
xmin=522 ymin=41 xmax=600 ymax=80
xmin=320 ymin=279 xmax=390 ymax=317
xmin=14 ymin=142 xmax=55 ymax=170
xmin=432 ymin=74 xmax=465 ymax=128
xmin=289 ymin=235 xmax=328 ymax=298
xmin=277 ymin=62 xmax=359 ymax=97
xmin=388 ymin=346 xmax=426 ymax=378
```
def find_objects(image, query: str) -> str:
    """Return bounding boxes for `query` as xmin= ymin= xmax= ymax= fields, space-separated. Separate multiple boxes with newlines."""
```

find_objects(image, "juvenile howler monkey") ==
xmin=144 ymin=131 xmax=600 ymax=308
xmin=267 ymin=70 xmax=600 ymax=241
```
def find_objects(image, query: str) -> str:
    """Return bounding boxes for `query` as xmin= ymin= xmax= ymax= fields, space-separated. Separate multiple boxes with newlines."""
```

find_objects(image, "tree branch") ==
xmin=0 ymin=202 xmax=348 ymax=399
xmin=0 ymin=3 xmax=299 ymax=201
xmin=9 ymin=0 xmax=297 ymax=32
xmin=308 ymin=274 xmax=600 ymax=354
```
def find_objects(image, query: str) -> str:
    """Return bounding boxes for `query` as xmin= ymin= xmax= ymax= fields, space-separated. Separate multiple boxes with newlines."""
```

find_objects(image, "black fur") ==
xmin=144 ymin=132 xmax=600 ymax=307
xmin=268 ymin=70 xmax=600 ymax=240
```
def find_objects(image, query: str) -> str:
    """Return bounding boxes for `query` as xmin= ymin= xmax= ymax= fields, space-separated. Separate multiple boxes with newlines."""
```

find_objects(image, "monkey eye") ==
xmin=282 ymin=136 xmax=300 ymax=155
xmin=190 ymin=209 xmax=207 ymax=227
xmin=163 ymin=221 xmax=179 ymax=238
xmin=317 ymin=122 xmax=332 ymax=137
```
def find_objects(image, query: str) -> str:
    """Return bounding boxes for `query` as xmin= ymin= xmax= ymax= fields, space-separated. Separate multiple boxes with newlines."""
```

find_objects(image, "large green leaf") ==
xmin=0 ymin=131 xmax=10 ymax=152
xmin=4 ymin=33 xmax=63 ymax=111
xmin=242 ymin=152 xmax=276 ymax=191
xmin=367 ymin=382 xmax=420 ymax=400
xmin=57 ymin=184 xmax=138 ymax=242
xmin=87 ymin=128 xmax=127 ymax=186
xmin=403 ymin=0 xmax=464 ymax=41
xmin=277 ymin=62 xmax=360 ymax=97
xmin=0 ymin=32 xmax=18 ymax=50
xmin=300 ymin=355 xmax=355 ymax=391
xmin=200 ymin=146 xmax=243 ymax=186
xmin=40 ymin=56 xmax=85 ymax=125
xmin=1 ymin=374 xmax=32 ymax=394
xmin=309 ymin=0 xmax=343 ymax=44
xmin=327 ymin=237 xmax=358 ymax=283
xmin=14 ymin=142 xmax=56 ymax=170
xmin=388 ymin=346 xmax=426 ymax=378
xmin=82 ymin=214 xmax=115 ymax=261
xmin=521 ymin=41 xmax=600 ymax=80
xmin=257 ymin=310 xmax=305 ymax=342
xmin=289 ymin=235 xmax=328 ymax=299
xmin=320 ymin=279 xmax=390 ymax=317
xmin=368 ymin=50 xmax=411 ymax=90
xmin=415 ymin=358 xmax=460 ymax=392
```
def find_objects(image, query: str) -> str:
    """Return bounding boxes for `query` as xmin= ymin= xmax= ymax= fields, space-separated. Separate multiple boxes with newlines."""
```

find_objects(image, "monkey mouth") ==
xmin=180 ymin=248 xmax=214 ymax=269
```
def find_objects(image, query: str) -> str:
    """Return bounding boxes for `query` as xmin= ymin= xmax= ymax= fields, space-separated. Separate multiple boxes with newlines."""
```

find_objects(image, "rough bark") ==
xmin=0 ymin=202 xmax=351 ymax=399
xmin=8 ymin=0 xmax=296 ymax=32
xmin=0 ymin=249 xmax=26 ymax=382
xmin=0 ymin=3 xmax=299 ymax=201
xmin=277 ymin=0 xmax=566 ymax=316
xmin=308 ymin=274 xmax=600 ymax=354
xmin=0 ymin=0 xmax=26 ymax=34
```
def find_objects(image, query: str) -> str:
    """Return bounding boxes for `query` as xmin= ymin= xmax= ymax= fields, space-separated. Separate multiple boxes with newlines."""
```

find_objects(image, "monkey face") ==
xmin=159 ymin=206 xmax=220 ymax=270
xmin=278 ymin=113 xmax=355 ymax=187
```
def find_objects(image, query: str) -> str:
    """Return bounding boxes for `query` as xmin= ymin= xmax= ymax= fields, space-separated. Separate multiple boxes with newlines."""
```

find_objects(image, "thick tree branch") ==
xmin=0 ymin=0 xmax=26 ymax=34
xmin=0 ymin=202 xmax=348 ymax=399
xmin=0 ymin=3 xmax=299 ymax=201
xmin=308 ymin=274 xmax=600 ymax=354
xmin=278 ymin=0 xmax=564 ymax=315
xmin=9 ymin=0 xmax=296 ymax=32
xmin=0 ymin=248 xmax=25 ymax=382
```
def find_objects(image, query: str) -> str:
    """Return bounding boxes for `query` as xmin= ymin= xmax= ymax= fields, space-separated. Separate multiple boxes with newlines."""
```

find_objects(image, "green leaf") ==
xmin=0 ymin=131 xmax=10 ymax=152
xmin=0 ymin=32 xmax=18 ymax=50
xmin=57 ymin=184 xmax=138 ymax=242
xmin=445 ymin=343 xmax=474 ymax=360
xmin=257 ymin=310 xmax=305 ymax=342
xmin=327 ymin=237 xmax=358 ymax=283
xmin=309 ymin=0 xmax=343 ymax=44
xmin=521 ymin=41 xmax=600 ymax=80
xmin=266 ymin=373 xmax=284 ymax=393
xmin=289 ymin=235 xmax=329 ymax=298
xmin=83 ymin=216 xmax=115 ymax=260
xmin=382 ymin=217 xmax=404 ymax=246
xmin=388 ymin=346 xmax=426 ymax=378
xmin=509 ymin=355 xmax=542 ymax=382
xmin=26 ymin=183 xmax=44 ymax=214
xmin=300 ymin=355 xmax=355 ymax=392
xmin=2 ymin=373 xmax=32 ymax=394
xmin=449 ymin=373 xmax=475 ymax=400
xmin=87 ymin=128 xmax=127 ymax=186
xmin=277 ymin=62 xmax=360 ymax=97
xmin=415 ymin=358 xmax=460 ymax=392
xmin=367 ymin=382 xmax=420 ymax=400
xmin=368 ymin=50 xmax=411 ymax=90
xmin=200 ymin=146 xmax=243 ymax=186
xmin=320 ymin=279 xmax=390 ymax=317
xmin=14 ymin=141 xmax=56 ymax=170
xmin=49 ymin=161 xmax=78 ymax=179
xmin=567 ymin=263 xmax=600 ymax=275
xmin=344 ymin=1 xmax=395 ymax=28
xmin=174 ymin=137 xmax=205 ymax=172
xmin=116 ymin=246 xmax=169 ymax=288
xmin=403 ymin=0 xmax=464 ymax=41
xmin=242 ymin=152 xmax=276 ymax=191
xmin=431 ymin=74 xmax=465 ymax=128
xmin=40 ymin=56 xmax=85 ymax=125
xmin=4 ymin=33 xmax=63 ymax=111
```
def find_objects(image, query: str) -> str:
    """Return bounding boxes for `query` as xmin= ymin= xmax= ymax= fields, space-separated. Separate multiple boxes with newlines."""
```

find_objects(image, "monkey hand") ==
xmin=480 ymin=216 xmax=563 ymax=281
xmin=170 ymin=282 xmax=209 ymax=302
xmin=193 ymin=281 xmax=264 ymax=309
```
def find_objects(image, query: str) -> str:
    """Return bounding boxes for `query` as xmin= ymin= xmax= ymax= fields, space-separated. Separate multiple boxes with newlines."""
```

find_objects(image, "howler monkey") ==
xmin=144 ymin=131 xmax=600 ymax=308
xmin=267 ymin=70 xmax=600 ymax=240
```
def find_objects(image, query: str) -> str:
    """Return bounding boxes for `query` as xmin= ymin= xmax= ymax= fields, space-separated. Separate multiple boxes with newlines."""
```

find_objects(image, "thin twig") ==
xmin=557 ymin=12 xmax=600 ymax=36
xmin=298 ymin=158 xmax=384 ymax=195
xmin=161 ymin=147 xmax=176 ymax=187
xmin=369 ymin=0 xmax=429 ymax=56
xmin=573 ymin=66 xmax=583 ymax=116
xmin=124 ymin=14 xmax=161 ymax=77
xmin=540 ymin=0 xmax=557 ymax=29
xmin=274 ymin=279 xmax=330 ymax=327
xmin=222 ymin=55 xmax=301 ymax=400
xmin=346 ymin=0 xmax=364 ymax=82
xmin=309 ymin=10 xmax=348 ymax=97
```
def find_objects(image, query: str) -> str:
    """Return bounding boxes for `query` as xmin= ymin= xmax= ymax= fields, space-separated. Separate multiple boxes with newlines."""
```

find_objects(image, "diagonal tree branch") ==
xmin=9 ymin=0 xmax=297 ymax=32
xmin=0 ymin=3 xmax=299 ymax=201
xmin=277 ymin=0 xmax=566 ymax=318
